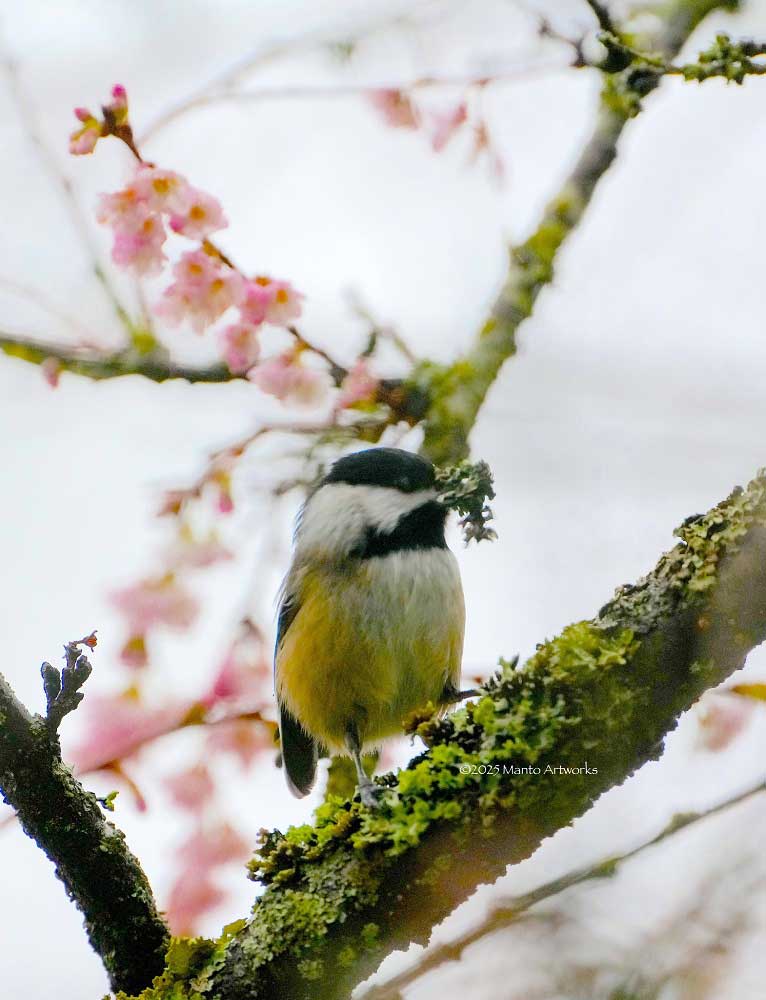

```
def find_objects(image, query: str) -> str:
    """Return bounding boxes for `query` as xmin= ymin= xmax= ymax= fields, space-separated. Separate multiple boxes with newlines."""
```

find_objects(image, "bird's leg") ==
xmin=440 ymin=683 xmax=479 ymax=705
xmin=345 ymin=723 xmax=380 ymax=809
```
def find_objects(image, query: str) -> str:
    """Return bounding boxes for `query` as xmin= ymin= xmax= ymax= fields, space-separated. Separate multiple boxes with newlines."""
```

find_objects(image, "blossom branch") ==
xmin=0 ymin=639 xmax=169 ymax=995
xmin=363 ymin=777 xmax=766 ymax=998
xmin=0 ymin=329 xmax=240 ymax=383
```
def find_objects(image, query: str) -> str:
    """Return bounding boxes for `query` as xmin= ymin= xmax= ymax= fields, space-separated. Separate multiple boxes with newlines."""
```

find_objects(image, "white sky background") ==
xmin=2 ymin=0 xmax=766 ymax=997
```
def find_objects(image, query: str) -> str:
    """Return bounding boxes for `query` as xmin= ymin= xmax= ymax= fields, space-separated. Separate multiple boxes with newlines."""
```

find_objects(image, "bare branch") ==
xmin=418 ymin=0 xmax=737 ymax=464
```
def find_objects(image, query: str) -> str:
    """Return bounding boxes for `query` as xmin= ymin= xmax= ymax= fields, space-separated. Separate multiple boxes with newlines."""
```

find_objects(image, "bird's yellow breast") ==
xmin=275 ymin=549 xmax=464 ymax=752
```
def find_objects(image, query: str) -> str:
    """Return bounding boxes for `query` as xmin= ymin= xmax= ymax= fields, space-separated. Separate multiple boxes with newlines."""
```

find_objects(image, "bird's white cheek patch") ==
xmin=296 ymin=483 xmax=437 ymax=558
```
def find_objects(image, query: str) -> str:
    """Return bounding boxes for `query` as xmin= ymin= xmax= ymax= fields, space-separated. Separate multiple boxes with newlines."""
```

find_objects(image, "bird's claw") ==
xmin=358 ymin=780 xmax=382 ymax=810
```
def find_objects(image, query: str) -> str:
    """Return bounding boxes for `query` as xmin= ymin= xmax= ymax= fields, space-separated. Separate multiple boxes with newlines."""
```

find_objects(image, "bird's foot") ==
xmin=441 ymin=686 xmax=480 ymax=705
xmin=358 ymin=778 xmax=382 ymax=810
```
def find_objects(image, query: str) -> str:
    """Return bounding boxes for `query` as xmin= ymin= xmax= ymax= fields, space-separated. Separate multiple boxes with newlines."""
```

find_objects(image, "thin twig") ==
xmin=1 ymin=52 xmax=134 ymax=334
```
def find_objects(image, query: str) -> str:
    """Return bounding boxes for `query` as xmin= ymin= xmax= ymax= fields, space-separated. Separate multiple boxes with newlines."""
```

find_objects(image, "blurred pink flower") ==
xmin=429 ymin=101 xmax=468 ymax=152
xmin=169 ymin=188 xmax=228 ymax=239
xmin=369 ymin=89 xmax=418 ymax=129
xmin=165 ymin=874 xmax=226 ymax=936
xmin=41 ymin=357 xmax=62 ymax=389
xmin=69 ymin=107 xmax=101 ymax=155
xmin=111 ymin=214 xmax=167 ymax=275
xmin=156 ymin=250 xmax=245 ymax=333
xmin=110 ymin=575 xmax=199 ymax=634
xmin=697 ymin=693 xmax=754 ymax=751
xmin=219 ymin=320 xmax=261 ymax=374
xmin=205 ymin=647 xmax=270 ymax=706
xmin=206 ymin=719 xmax=272 ymax=768
xmin=133 ymin=165 xmax=191 ymax=215
xmin=178 ymin=822 xmax=250 ymax=870
xmin=164 ymin=764 xmax=215 ymax=812
xmin=119 ymin=633 xmax=149 ymax=669
xmin=247 ymin=351 xmax=331 ymax=406
xmin=67 ymin=692 xmax=193 ymax=773
xmin=97 ymin=181 xmax=150 ymax=234
xmin=337 ymin=358 xmax=379 ymax=408
xmin=241 ymin=277 xmax=304 ymax=327
xmin=166 ymin=532 xmax=232 ymax=570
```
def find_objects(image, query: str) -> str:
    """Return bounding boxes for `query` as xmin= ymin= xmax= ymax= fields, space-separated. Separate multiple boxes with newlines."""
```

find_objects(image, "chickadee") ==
xmin=275 ymin=447 xmax=466 ymax=807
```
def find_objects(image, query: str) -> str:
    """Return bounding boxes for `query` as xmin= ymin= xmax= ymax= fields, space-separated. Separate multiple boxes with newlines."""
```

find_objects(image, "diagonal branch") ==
xmin=0 ymin=642 xmax=169 ymax=995
xmin=158 ymin=465 xmax=766 ymax=1000
xmin=418 ymin=0 xmax=737 ymax=464
xmin=363 ymin=777 xmax=766 ymax=998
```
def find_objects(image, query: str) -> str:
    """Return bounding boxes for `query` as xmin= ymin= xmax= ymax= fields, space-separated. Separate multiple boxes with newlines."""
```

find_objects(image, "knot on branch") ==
xmin=42 ymin=632 xmax=97 ymax=734
xmin=435 ymin=459 xmax=497 ymax=544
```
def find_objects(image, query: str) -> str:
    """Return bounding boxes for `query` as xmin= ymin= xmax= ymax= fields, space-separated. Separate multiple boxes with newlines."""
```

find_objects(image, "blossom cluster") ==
xmin=369 ymin=88 xmax=504 ymax=178
xmin=71 ymin=85 xmax=381 ymax=411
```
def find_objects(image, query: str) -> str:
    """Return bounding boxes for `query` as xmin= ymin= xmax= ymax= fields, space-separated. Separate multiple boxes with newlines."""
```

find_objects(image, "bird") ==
xmin=274 ymin=446 xmax=466 ymax=807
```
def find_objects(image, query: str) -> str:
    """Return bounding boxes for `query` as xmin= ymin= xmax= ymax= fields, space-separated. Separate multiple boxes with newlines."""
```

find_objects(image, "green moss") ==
xmin=114 ymin=472 xmax=766 ymax=999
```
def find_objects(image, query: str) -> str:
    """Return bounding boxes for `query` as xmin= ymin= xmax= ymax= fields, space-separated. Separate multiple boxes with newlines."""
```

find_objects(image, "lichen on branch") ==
xmin=418 ymin=0 xmax=740 ymax=466
xmin=0 ymin=638 xmax=169 ymax=995
xmin=116 ymin=469 xmax=766 ymax=1000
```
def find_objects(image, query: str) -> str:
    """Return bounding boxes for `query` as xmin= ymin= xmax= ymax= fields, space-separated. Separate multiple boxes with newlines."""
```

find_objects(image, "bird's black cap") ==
xmin=324 ymin=447 xmax=435 ymax=494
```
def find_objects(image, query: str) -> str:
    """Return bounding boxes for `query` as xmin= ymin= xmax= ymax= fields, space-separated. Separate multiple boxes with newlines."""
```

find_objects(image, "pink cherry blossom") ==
xmin=110 ymin=575 xmax=199 ymax=634
xmin=164 ymin=764 xmax=215 ymax=812
xmin=206 ymin=719 xmax=272 ymax=768
xmin=155 ymin=250 xmax=245 ymax=333
xmin=132 ymin=165 xmax=191 ymax=215
xmin=247 ymin=351 xmax=331 ymax=406
xmin=165 ymin=874 xmax=226 ymax=935
xmin=104 ymin=84 xmax=129 ymax=126
xmin=697 ymin=693 xmax=754 ymax=751
xmin=241 ymin=277 xmax=304 ymax=327
xmin=178 ymin=823 xmax=250 ymax=870
xmin=204 ymin=646 xmax=270 ymax=707
xmin=169 ymin=187 xmax=228 ymax=239
xmin=337 ymin=357 xmax=379 ymax=408
xmin=430 ymin=101 xmax=468 ymax=152
xmin=369 ymin=88 xmax=418 ymax=129
xmin=41 ymin=357 xmax=62 ymax=389
xmin=120 ymin=634 xmax=149 ymax=669
xmin=165 ymin=532 xmax=232 ymax=570
xmin=96 ymin=181 xmax=150 ymax=233
xmin=219 ymin=321 xmax=261 ymax=374
xmin=67 ymin=692 xmax=194 ymax=773
xmin=69 ymin=107 xmax=101 ymax=155
xmin=111 ymin=213 xmax=167 ymax=275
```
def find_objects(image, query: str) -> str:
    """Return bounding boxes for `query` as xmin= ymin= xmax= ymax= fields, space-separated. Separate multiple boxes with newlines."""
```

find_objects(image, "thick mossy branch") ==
xmin=418 ymin=0 xmax=738 ymax=465
xmin=0 ymin=644 xmax=169 ymax=994
xmin=121 ymin=469 xmax=766 ymax=999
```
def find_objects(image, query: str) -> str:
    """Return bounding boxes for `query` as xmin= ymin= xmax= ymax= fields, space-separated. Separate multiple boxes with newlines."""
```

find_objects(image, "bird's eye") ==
xmin=397 ymin=476 xmax=411 ymax=491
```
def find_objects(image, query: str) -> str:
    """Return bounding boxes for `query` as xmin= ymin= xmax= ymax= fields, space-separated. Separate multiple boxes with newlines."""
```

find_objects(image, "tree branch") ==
xmin=417 ymin=0 xmax=739 ymax=464
xmin=133 ymin=467 xmax=766 ymax=1000
xmin=0 ymin=641 xmax=169 ymax=994
xmin=363 ymin=777 xmax=766 ymax=998
xmin=0 ymin=331 xmax=242 ymax=383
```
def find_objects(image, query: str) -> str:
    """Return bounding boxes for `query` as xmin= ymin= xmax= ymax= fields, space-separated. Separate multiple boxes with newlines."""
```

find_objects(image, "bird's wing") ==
xmin=275 ymin=589 xmax=318 ymax=797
